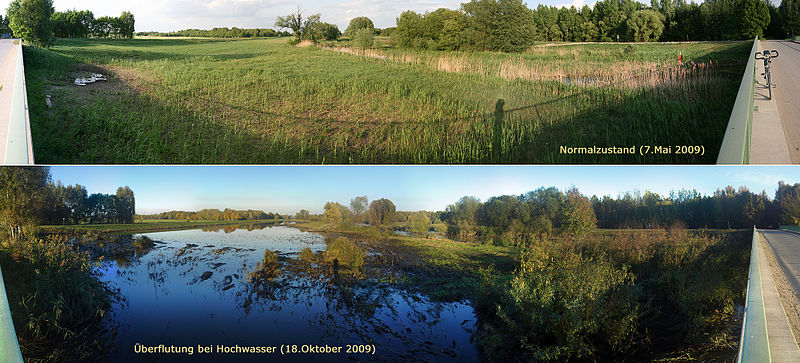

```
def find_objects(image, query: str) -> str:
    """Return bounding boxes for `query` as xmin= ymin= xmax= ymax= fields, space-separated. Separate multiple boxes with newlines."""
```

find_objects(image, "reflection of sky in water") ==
xmin=100 ymin=225 xmax=478 ymax=362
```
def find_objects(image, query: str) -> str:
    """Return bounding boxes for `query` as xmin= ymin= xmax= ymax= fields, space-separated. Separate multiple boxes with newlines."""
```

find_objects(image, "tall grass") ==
xmin=25 ymin=38 xmax=749 ymax=163
xmin=0 ymin=236 xmax=111 ymax=361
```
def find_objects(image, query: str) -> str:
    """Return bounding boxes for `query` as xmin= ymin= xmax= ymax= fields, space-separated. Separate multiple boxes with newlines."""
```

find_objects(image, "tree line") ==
xmin=439 ymin=182 xmax=799 ymax=246
xmin=391 ymin=0 xmax=792 ymax=52
xmin=136 ymin=28 xmax=290 ymax=38
xmin=4 ymin=0 xmax=135 ymax=46
xmin=139 ymin=209 xmax=283 ymax=221
xmin=0 ymin=167 xmax=135 ymax=240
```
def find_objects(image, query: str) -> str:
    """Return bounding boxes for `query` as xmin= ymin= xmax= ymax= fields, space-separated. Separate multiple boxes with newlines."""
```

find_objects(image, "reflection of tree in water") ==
xmin=200 ymin=222 xmax=276 ymax=233
xmin=239 ymin=253 xmax=472 ymax=360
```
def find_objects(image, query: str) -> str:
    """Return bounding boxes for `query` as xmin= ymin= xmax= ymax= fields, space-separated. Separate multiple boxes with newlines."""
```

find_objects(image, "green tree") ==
xmin=462 ymin=0 xmax=537 ymax=52
xmin=275 ymin=8 xmax=320 ymax=41
xmin=7 ymin=0 xmax=55 ymax=46
xmin=775 ymin=182 xmax=800 ymax=225
xmin=409 ymin=211 xmax=430 ymax=236
xmin=118 ymin=11 xmax=136 ymax=39
xmin=295 ymin=209 xmax=310 ymax=220
xmin=780 ymin=0 xmax=800 ymax=36
xmin=0 ymin=167 xmax=50 ymax=240
xmin=561 ymin=187 xmax=597 ymax=238
xmin=314 ymin=22 xmax=341 ymax=40
xmin=115 ymin=186 xmax=135 ymax=224
xmin=735 ymin=0 xmax=770 ymax=38
xmin=627 ymin=10 xmax=665 ymax=41
xmin=352 ymin=27 xmax=375 ymax=48
xmin=344 ymin=16 xmax=374 ymax=37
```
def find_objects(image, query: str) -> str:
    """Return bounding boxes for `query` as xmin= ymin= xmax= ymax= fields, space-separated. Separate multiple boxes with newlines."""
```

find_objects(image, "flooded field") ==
xmin=98 ymin=224 xmax=478 ymax=361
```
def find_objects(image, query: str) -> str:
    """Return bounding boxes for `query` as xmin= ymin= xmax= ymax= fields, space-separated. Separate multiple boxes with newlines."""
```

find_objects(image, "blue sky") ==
xmin=0 ymin=0 xmax=707 ymax=33
xmin=48 ymin=166 xmax=800 ymax=215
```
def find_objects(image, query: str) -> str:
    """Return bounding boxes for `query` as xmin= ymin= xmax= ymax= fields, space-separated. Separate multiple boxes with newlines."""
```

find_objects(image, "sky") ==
xmin=0 ymin=0 xmax=644 ymax=33
xmin=47 ymin=166 xmax=800 ymax=215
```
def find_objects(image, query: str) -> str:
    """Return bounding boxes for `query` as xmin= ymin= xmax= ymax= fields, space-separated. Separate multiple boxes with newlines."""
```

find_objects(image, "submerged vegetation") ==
xmin=25 ymin=37 xmax=748 ymax=163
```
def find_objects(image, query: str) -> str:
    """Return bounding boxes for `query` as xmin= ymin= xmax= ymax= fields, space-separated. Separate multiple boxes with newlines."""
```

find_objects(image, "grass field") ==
xmin=24 ymin=38 xmax=750 ymax=163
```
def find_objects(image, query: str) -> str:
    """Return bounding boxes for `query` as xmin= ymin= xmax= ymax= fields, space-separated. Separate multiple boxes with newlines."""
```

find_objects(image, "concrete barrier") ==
xmin=737 ymin=227 xmax=771 ymax=362
xmin=718 ymin=37 xmax=759 ymax=164
xmin=4 ymin=42 xmax=34 ymax=165
xmin=0 ymin=266 xmax=23 ymax=362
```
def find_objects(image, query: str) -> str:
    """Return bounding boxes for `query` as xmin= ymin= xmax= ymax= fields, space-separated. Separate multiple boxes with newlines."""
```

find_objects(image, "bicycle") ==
xmin=755 ymin=49 xmax=779 ymax=99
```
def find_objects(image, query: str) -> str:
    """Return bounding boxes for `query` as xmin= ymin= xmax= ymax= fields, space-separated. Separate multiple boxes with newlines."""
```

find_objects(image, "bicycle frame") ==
xmin=755 ymin=50 xmax=779 ymax=100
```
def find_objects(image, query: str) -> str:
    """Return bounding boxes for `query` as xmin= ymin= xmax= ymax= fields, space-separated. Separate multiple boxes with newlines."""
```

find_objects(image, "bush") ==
xmin=475 ymin=246 xmax=639 ymax=361
xmin=352 ymin=28 xmax=375 ymax=49
xmin=299 ymin=247 xmax=317 ymax=264
xmin=286 ymin=38 xmax=300 ymax=46
xmin=324 ymin=237 xmax=364 ymax=270
xmin=249 ymin=249 xmax=280 ymax=281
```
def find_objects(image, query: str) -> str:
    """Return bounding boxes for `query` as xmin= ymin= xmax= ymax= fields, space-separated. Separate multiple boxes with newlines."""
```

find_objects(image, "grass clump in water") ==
xmin=324 ymin=237 xmax=364 ymax=271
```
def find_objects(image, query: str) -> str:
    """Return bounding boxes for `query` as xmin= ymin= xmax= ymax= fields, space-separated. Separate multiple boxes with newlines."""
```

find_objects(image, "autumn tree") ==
xmin=324 ymin=202 xmax=343 ymax=223
xmin=368 ymin=198 xmax=396 ymax=227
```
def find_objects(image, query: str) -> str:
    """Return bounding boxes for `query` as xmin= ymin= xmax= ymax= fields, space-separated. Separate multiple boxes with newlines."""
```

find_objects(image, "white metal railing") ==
xmin=717 ymin=37 xmax=759 ymax=164
xmin=737 ymin=227 xmax=771 ymax=362
xmin=0 ymin=265 xmax=23 ymax=362
xmin=4 ymin=41 xmax=34 ymax=164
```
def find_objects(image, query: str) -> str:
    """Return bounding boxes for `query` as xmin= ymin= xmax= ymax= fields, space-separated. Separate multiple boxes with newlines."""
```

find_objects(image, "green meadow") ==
xmin=24 ymin=37 xmax=750 ymax=164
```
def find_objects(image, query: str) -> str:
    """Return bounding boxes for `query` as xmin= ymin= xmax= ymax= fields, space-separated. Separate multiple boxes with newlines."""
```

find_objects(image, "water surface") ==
xmin=99 ymin=224 xmax=478 ymax=362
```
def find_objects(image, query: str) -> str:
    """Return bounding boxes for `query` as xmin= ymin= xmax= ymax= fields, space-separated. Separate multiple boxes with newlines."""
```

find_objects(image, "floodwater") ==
xmin=98 ymin=224 xmax=478 ymax=362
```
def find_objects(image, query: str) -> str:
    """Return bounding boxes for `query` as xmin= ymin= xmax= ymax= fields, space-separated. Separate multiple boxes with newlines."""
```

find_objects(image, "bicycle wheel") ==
xmin=767 ymin=68 xmax=772 ymax=100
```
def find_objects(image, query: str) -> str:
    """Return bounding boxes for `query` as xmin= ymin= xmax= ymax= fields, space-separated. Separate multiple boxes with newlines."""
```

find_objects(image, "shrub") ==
xmin=299 ymin=247 xmax=317 ymax=264
xmin=324 ymin=236 xmax=364 ymax=270
xmin=352 ymin=28 xmax=375 ymax=49
xmin=475 ymin=246 xmax=639 ymax=361
xmin=249 ymin=249 xmax=280 ymax=281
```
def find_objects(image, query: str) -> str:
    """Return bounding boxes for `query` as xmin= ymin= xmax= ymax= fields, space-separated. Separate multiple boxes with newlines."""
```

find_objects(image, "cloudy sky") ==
xmin=0 ymin=0 xmax=610 ymax=33
xmin=48 ymin=166 xmax=800 ymax=215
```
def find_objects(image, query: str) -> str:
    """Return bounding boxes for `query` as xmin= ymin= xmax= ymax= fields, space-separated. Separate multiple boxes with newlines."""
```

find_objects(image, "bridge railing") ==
xmin=0 ymin=265 xmax=23 ymax=362
xmin=737 ymin=227 xmax=771 ymax=362
xmin=717 ymin=37 xmax=759 ymax=164
xmin=4 ymin=41 xmax=34 ymax=165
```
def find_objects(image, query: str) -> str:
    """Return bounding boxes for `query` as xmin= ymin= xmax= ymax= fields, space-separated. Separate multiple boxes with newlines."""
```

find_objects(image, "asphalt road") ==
xmin=0 ymin=39 xmax=18 ymax=162
xmin=762 ymin=40 xmax=800 ymax=163
xmin=761 ymin=230 xmax=800 ymax=296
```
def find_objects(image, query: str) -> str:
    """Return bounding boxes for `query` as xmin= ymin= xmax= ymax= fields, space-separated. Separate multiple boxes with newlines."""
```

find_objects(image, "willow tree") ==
xmin=0 ymin=167 xmax=50 ymax=240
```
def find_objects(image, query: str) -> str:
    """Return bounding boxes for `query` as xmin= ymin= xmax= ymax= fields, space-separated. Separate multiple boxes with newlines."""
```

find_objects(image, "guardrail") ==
xmin=717 ymin=37 xmax=759 ymax=164
xmin=0 ymin=265 xmax=23 ymax=362
xmin=737 ymin=227 xmax=771 ymax=362
xmin=4 ymin=40 xmax=34 ymax=165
